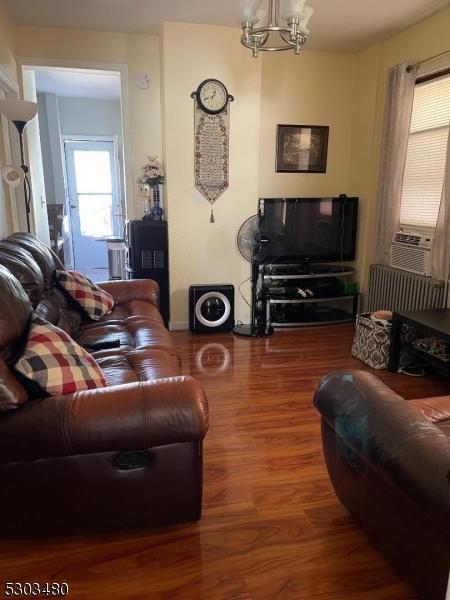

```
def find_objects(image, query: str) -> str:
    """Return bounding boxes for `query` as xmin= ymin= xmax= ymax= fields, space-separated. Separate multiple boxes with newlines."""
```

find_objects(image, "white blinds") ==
xmin=400 ymin=73 xmax=450 ymax=228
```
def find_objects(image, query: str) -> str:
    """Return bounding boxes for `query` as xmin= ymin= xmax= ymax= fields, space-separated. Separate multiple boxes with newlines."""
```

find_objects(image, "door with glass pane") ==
xmin=64 ymin=140 xmax=119 ymax=269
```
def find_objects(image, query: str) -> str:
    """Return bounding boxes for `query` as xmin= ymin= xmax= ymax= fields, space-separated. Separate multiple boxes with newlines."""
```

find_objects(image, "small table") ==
xmin=388 ymin=309 xmax=450 ymax=373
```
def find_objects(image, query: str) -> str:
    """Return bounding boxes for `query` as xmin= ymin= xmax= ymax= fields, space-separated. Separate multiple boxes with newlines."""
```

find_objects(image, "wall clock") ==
xmin=195 ymin=79 xmax=229 ymax=114
xmin=191 ymin=79 xmax=234 ymax=222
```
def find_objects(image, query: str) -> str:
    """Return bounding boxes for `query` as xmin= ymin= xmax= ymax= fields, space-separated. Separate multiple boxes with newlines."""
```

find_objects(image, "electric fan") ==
xmin=233 ymin=213 xmax=284 ymax=337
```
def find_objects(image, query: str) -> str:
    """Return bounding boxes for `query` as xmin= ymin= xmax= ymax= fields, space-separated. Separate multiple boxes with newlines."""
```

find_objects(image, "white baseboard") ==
xmin=169 ymin=321 xmax=189 ymax=331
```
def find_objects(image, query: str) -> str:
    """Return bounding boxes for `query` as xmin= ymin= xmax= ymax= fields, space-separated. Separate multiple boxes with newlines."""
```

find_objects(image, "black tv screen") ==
xmin=259 ymin=197 xmax=358 ymax=262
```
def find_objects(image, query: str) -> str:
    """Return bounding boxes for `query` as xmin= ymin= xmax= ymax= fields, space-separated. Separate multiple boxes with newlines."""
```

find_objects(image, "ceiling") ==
xmin=34 ymin=69 xmax=121 ymax=100
xmin=2 ymin=0 xmax=448 ymax=52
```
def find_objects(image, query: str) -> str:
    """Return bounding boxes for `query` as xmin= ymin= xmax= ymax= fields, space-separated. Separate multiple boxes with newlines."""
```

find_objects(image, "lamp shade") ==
xmin=0 ymin=99 xmax=38 ymax=123
xmin=298 ymin=5 xmax=314 ymax=33
xmin=1 ymin=164 xmax=25 ymax=188
xmin=282 ymin=0 xmax=308 ymax=20
xmin=239 ymin=0 xmax=263 ymax=23
xmin=256 ymin=8 xmax=268 ymax=24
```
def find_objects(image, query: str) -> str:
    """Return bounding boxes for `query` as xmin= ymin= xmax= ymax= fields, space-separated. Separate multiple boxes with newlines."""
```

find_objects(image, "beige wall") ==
xmin=347 ymin=45 xmax=380 ymax=289
xmin=0 ymin=3 xmax=16 ymax=82
xmin=14 ymin=26 xmax=163 ymax=218
xmin=0 ymin=4 xmax=17 ymax=238
xmin=161 ymin=22 xmax=262 ymax=326
xmin=258 ymin=50 xmax=357 ymax=197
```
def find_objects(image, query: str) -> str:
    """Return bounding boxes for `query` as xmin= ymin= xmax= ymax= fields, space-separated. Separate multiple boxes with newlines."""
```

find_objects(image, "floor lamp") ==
xmin=0 ymin=99 xmax=38 ymax=233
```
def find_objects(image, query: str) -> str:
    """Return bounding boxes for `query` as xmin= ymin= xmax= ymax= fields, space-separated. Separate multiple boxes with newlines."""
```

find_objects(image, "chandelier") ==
xmin=240 ymin=0 xmax=314 ymax=57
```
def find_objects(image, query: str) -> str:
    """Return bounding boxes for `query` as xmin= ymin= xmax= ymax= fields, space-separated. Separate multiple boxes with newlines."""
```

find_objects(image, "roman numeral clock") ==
xmin=191 ymin=79 xmax=234 ymax=222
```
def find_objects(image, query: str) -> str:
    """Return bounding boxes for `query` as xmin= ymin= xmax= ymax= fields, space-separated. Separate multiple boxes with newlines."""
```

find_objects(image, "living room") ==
xmin=0 ymin=0 xmax=449 ymax=599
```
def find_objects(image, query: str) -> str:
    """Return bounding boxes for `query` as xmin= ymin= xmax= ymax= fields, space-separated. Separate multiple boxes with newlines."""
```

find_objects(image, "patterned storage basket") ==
xmin=352 ymin=313 xmax=392 ymax=370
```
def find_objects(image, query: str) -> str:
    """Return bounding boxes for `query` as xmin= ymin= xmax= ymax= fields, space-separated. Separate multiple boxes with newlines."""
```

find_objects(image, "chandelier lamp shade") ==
xmin=0 ymin=99 xmax=38 ymax=233
xmin=240 ymin=0 xmax=313 ymax=57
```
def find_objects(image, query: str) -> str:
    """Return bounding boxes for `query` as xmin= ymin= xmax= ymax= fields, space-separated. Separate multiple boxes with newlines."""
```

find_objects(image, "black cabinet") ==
xmin=125 ymin=220 xmax=170 ymax=326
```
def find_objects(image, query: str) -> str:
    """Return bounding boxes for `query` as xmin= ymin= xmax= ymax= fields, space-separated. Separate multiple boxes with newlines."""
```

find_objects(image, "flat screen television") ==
xmin=259 ymin=196 xmax=358 ymax=262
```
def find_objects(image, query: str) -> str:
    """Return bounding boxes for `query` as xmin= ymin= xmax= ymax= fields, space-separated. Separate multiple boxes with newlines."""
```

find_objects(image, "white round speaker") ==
xmin=194 ymin=291 xmax=231 ymax=328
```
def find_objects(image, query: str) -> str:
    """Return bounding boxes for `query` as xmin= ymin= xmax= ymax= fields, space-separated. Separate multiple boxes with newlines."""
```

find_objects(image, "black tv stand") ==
xmin=263 ymin=263 xmax=359 ymax=328
xmin=266 ymin=262 xmax=353 ymax=277
xmin=266 ymin=262 xmax=311 ymax=276
xmin=309 ymin=264 xmax=353 ymax=275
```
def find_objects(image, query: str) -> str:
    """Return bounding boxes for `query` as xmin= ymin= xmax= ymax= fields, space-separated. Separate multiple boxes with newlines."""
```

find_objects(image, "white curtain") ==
xmin=374 ymin=63 xmax=417 ymax=264
xmin=431 ymin=129 xmax=450 ymax=280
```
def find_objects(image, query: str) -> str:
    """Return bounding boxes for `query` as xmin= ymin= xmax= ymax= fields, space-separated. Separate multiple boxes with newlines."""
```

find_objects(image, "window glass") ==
xmin=400 ymin=73 xmax=450 ymax=228
xmin=78 ymin=194 xmax=113 ymax=237
xmin=73 ymin=150 xmax=112 ymax=194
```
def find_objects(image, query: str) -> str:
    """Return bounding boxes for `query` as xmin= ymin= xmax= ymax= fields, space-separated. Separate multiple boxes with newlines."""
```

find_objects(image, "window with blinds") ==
xmin=400 ymin=72 xmax=450 ymax=229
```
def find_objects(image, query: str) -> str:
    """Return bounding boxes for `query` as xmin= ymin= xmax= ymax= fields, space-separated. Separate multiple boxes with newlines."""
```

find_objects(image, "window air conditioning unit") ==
xmin=390 ymin=231 xmax=434 ymax=276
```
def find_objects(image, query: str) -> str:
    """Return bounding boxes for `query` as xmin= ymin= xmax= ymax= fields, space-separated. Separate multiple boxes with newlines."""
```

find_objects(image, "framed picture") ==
xmin=276 ymin=124 xmax=329 ymax=173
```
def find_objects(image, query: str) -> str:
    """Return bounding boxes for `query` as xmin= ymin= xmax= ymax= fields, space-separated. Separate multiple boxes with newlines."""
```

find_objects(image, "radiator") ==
xmin=368 ymin=264 xmax=448 ymax=312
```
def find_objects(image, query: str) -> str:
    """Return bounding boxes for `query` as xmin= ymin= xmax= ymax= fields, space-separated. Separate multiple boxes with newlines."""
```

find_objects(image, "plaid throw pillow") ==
xmin=56 ymin=270 xmax=114 ymax=321
xmin=14 ymin=316 xmax=106 ymax=396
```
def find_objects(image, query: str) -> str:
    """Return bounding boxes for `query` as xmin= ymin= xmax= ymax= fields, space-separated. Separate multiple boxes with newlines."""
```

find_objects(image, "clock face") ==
xmin=197 ymin=79 xmax=228 ymax=114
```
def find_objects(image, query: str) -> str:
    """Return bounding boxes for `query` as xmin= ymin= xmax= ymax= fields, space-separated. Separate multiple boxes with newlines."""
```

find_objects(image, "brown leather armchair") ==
xmin=0 ymin=234 xmax=209 ymax=537
xmin=314 ymin=370 xmax=450 ymax=600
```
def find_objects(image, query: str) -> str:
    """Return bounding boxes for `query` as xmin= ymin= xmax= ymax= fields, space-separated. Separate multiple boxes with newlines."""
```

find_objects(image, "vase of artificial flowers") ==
xmin=138 ymin=156 xmax=165 ymax=220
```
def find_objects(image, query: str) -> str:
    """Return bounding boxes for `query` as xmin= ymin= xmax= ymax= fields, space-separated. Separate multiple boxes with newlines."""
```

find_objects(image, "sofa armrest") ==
xmin=314 ymin=370 xmax=450 ymax=533
xmin=0 ymin=376 xmax=208 ymax=462
xmin=98 ymin=279 xmax=160 ymax=308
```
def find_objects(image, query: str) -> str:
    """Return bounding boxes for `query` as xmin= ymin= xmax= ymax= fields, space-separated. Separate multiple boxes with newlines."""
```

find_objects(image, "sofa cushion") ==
xmin=8 ymin=232 xmax=65 ymax=269
xmin=97 ymin=300 xmax=163 ymax=323
xmin=0 ymin=265 xmax=33 ymax=358
xmin=6 ymin=233 xmax=59 ymax=290
xmin=409 ymin=397 xmax=450 ymax=437
xmin=0 ymin=378 xmax=17 ymax=413
xmin=14 ymin=315 xmax=106 ymax=397
xmin=35 ymin=299 xmax=62 ymax=325
xmin=41 ymin=287 xmax=83 ymax=335
xmin=75 ymin=316 xmax=174 ymax=354
xmin=0 ymin=358 xmax=28 ymax=412
xmin=0 ymin=241 xmax=44 ymax=305
xmin=56 ymin=270 xmax=114 ymax=320
xmin=95 ymin=348 xmax=181 ymax=386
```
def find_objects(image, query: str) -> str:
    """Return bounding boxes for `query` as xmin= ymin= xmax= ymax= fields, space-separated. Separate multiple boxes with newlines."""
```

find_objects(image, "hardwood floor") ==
xmin=1 ymin=324 xmax=448 ymax=599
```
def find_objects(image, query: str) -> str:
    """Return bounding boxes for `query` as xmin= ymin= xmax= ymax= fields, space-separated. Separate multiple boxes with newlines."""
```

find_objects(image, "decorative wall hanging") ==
xmin=276 ymin=124 xmax=329 ymax=173
xmin=191 ymin=79 xmax=234 ymax=222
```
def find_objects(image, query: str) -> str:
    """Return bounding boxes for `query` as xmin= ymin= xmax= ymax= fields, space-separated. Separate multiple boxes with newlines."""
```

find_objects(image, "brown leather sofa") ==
xmin=0 ymin=232 xmax=208 ymax=537
xmin=314 ymin=370 xmax=450 ymax=600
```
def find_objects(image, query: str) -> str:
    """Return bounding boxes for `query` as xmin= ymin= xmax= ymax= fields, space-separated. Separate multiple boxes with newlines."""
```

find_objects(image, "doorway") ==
xmin=64 ymin=139 xmax=121 ymax=270
xmin=21 ymin=63 xmax=130 ymax=281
